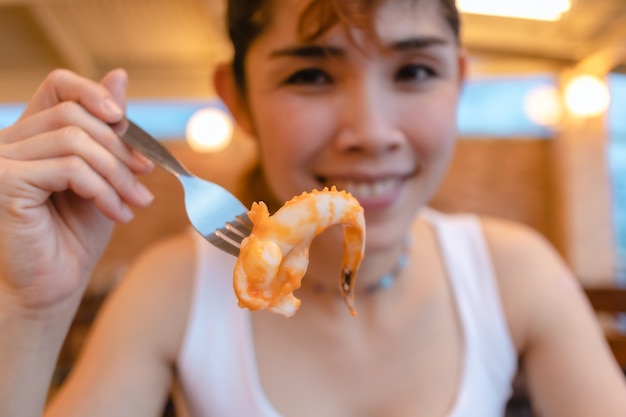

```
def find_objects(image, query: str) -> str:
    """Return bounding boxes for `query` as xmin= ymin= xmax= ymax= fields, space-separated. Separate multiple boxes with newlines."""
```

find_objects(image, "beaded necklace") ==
xmin=310 ymin=234 xmax=412 ymax=296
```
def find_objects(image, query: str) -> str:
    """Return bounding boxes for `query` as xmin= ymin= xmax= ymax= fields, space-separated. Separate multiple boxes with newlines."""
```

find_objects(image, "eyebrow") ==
xmin=387 ymin=36 xmax=450 ymax=51
xmin=270 ymin=45 xmax=344 ymax=59
xmin=269 ymin=35 xmax=450 ymax=59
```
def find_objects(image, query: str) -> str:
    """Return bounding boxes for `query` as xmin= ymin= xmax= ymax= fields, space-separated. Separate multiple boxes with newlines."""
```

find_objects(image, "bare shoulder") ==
xmin=479 ymin=215 xmax=572 ymax=287
xmin=123 ymin=229 xmax=198 ymax=298
xmin=478 ymin=216 xmax=585 ymax=349
xmin=478 ymin=216 xmax=626 ymax=416
xmin=479 ymin=216 xmax=561 ymax=267
xmin=102 ymin=230 xmax=198 ymax=358
xmin=479 ymin=216 xmax=574 ymax=297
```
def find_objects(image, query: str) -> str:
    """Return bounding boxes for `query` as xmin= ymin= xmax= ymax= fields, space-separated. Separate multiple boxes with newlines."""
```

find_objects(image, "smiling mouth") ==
xmin=318 ymin=177 xmax=404 ymax=201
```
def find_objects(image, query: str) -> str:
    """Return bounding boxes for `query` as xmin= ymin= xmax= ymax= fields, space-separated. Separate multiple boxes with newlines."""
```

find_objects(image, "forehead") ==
xmin=266 ymin=0 xmax=453 ymax=46
xmin=375 ymin=0 xmax=449 ymax=37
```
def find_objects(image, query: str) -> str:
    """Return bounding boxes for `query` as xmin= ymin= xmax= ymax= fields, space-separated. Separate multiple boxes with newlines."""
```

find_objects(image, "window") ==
xmin=608 ymin=73 xmax=626 ymax=283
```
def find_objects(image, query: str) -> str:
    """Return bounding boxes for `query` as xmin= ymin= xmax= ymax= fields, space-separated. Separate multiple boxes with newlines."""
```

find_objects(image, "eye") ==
xmin=284 ymin=68 xmax=332 ymax=86
xmin=395 ymin=64 xmax=436 ymax=83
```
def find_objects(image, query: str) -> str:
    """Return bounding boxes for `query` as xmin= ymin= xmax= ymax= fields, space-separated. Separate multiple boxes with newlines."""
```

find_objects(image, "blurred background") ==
xmin=1 ymin=1 xmax=625 ymax=414
xmin=1 ymin=0 xmax=625 ymax=285
xmin=0 ymin=0 xmax=625 ymax=283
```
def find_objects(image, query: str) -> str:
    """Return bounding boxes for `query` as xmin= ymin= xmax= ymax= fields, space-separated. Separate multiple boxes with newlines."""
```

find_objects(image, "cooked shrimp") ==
xmin=233 ymin=186 xmax=366 ymax=317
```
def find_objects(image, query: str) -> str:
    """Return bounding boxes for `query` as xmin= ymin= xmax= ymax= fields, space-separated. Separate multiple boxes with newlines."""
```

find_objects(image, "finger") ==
xmin=0 ymin=157 xmax=133 ymax=223
xmin=2 ymin=102 xmax=152 ymax=174
xmin=12 ymin=153 xmax=153 ymax=223
xmin=100 ymin=69 xmax=130 ymax=138
xmin=99 ymin=71 xmax=154 ymax=170
xmin=1 ymin=128 xmax=155 ymax=209
xmin=19 ymin=69 xmax=124 ymax=124
xmin=100 ymin=68 xmax=128 ymax=111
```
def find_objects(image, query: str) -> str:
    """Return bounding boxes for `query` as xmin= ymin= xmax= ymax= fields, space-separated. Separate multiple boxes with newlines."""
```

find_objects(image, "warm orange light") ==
xmin=523 ymin=85 xmax=563 ymax=128
xmin=564 ymin=75 xmax=610 ymax=118
xmin=458 ymin=0 xmax=571 ymax=21
xmin=185 ymin=107 xmax=233 ymax=153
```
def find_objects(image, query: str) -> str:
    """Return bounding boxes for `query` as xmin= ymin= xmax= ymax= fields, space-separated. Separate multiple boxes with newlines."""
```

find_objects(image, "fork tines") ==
xmin=207 ymin=213 xmax=253 ymax=257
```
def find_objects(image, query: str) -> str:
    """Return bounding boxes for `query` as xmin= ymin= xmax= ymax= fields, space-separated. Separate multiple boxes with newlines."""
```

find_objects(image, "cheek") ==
xmin=405 ymin=94 xmax=458 ymax=162
xmin=253 ymin=95 xmax=333 ymax=153
xmin=253 ymin=101 xmax=333 ymax=200
xmin=255 ymin=107 xmax=322 ymax=168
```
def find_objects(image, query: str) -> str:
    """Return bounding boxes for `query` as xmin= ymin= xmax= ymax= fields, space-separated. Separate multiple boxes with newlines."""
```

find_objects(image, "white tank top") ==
xmin=173 ymin=209 xmax=517 ymax=416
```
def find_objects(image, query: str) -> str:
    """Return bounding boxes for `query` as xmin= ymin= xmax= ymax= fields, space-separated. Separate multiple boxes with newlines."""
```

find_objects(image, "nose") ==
xmin=334 ymin=79 xmax=404 ymax=154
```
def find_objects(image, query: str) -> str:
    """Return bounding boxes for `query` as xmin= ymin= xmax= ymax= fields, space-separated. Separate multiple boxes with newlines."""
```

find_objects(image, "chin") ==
xmin=362 ymin=215 xmax=414 ymax=253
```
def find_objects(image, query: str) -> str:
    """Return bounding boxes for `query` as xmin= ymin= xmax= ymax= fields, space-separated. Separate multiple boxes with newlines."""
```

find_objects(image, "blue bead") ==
xmin=397 ymin=254 xmax=409 ymax=269
xmin=379 ymin=275 xmax=394 ymax=289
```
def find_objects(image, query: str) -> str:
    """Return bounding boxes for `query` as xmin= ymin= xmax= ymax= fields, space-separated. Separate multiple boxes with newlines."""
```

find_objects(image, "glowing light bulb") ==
xmin=185 ymin=107 xmax=233 ymax=153
xmin=564 ymin=75 xmax=610 ymax=119
xmin=523 ymin=85 xmax=563 ymax=128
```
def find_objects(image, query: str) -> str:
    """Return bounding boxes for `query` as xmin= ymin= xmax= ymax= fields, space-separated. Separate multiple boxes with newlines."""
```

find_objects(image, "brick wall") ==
xmin=431 ymin=138 xmax=557 ymax=243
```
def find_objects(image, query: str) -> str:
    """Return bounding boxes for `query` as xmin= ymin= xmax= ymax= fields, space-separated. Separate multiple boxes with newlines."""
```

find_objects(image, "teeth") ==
xmin=330 ymin=178 xmax=398 ymax=199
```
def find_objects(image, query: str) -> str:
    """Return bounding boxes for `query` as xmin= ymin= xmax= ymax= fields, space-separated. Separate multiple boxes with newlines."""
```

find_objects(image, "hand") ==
xmin=0 ymin=68 xmax=154 ymax=316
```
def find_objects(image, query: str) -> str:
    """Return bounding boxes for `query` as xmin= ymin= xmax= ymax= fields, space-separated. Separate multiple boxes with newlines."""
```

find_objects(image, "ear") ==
xmin=213 ymin=63 xmax=254 ymax=136
xmin=456 ymin=48 xmax=468 ymax=87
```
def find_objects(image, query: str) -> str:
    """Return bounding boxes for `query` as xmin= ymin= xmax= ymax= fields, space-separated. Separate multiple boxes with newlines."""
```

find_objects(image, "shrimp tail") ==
xmin=339 ymin=221 xmax=364 ymax=316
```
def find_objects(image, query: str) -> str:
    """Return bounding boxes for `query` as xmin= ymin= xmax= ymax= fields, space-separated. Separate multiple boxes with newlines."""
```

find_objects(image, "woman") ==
xmin=1 ymin=0 xmax=625 ymax=416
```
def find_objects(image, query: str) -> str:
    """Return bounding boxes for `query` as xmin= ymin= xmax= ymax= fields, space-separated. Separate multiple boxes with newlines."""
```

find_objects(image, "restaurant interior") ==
xmin=0 ymin=0 xmax=625 ymax=416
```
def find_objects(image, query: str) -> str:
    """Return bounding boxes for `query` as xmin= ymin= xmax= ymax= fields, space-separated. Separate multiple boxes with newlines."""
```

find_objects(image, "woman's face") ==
xmin=236 ymin=0 xmax=465 ymax=250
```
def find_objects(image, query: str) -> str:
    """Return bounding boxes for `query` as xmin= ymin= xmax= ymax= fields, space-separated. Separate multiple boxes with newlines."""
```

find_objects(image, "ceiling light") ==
xmin=458 ymin=0 xmax=571 ymax=21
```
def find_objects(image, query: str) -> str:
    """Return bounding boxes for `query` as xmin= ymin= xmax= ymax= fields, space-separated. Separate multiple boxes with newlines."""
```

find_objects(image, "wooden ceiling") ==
xmin=1 ymin=0 xmax=626 ymax=103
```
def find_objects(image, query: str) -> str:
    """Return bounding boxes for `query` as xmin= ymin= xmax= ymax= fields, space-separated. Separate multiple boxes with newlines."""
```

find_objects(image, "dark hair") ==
xmin=226 ymin=0 xmax=460 ymax=91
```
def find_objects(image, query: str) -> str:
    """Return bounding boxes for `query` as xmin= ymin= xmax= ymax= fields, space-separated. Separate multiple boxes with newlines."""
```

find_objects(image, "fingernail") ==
xmin=133 ymin=151 xmax=154 ymax=170
xmin=135 ymin=182 xmax=154 ymax=204
xmin=102 ymin=98 xmax=123 ymax=117
xmin=120 ymin=203 xmax=134 ymax=222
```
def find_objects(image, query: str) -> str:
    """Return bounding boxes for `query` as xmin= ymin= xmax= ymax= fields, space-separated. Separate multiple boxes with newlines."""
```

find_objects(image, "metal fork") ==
xmin=117 ymin=119 xmax=252 ymax=256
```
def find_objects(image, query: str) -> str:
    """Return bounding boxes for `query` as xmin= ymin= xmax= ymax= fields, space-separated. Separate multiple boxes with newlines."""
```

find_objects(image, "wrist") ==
xmin=0 ymin=280 xmax=83 ymax=327
xmin=0 ymin=306 xmax=70 ymax=417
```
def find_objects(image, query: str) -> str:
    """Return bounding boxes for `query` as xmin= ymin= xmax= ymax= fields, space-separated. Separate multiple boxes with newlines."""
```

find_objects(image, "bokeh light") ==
xmin=564 ymin=74 xmax=610 ymax=118
xmin=185 ymin=107 xmax=233 ymax=153
xmin=523 ymin=85 xmax=563 ymax=128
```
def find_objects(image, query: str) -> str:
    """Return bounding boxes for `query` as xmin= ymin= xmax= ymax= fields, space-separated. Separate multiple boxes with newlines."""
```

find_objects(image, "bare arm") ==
xmin=45 ymin=233 xmax=196 ymax=417
xmin=0 ymin=305 xmax=77 ymax=417
xmin=485 ymin=219 xmax=626 ymax=417
xmin=522 ymin=259 xmax=626 ymax=416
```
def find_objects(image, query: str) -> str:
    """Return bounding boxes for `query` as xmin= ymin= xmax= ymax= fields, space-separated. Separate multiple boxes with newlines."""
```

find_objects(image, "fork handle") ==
xmin=117 ymin=119 xmax=191 ymax=179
